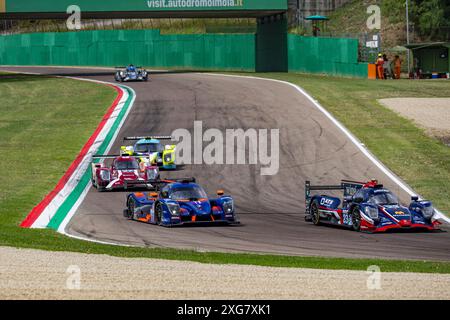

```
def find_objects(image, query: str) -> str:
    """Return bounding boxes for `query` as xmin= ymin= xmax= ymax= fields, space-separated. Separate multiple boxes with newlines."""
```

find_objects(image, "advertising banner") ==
xmin=5 ymin=0 xmax=287 ymax=13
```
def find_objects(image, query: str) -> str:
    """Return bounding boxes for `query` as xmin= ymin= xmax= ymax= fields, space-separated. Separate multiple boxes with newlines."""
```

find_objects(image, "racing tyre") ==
xmin=351 ymin=207 xmax=361 ymax=232
xmin=155 ymin=202 xmax=163 ymax=225
xmin=126 ymin=197 xmax=135 ymax=220
xmin=310 ymin=201 xmax=321 ymax=226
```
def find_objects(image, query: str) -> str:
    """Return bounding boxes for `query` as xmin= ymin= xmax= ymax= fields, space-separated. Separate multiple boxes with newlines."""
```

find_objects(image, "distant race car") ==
xmin=305 ymin=179 xmax=440 ymax=233
xmin=91 ymin=154 xmax=159 ymax=192
xmin=114 ymin=65 xmax=148 ymax=82
xmin=121 ymin=136 xmax=176 ymax=170
xmin=123 ymin=178 xmax=239 ymax=227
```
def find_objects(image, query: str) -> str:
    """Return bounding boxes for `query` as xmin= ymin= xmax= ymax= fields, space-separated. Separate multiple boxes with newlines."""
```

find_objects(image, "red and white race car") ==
xmin=91 ymin=155 xmax=159 ymax=192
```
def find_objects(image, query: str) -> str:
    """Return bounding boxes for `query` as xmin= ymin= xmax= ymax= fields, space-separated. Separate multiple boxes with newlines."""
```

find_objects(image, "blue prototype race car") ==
xmin=305 ymin=179 xmax=440 ymax=233
xmin=115 ymin=65 xmax=148 ymax=82
xmin=123 ymin=178 xmax=239 ymax=227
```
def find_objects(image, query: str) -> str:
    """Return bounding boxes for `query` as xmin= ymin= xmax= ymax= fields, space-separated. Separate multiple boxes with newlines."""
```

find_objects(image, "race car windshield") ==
xmin=135 ymin=143 xmax=159 ymax=154
xmin=369 ymin=192 xmax=399 ymax=205
xmin=115 ymin=160 xmax=139 ymax=170
xmin=170 ymin=186 xmax=208 ymax=201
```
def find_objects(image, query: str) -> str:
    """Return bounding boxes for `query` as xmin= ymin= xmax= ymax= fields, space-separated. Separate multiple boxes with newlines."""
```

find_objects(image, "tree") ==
xmin=411 ymin=0 xmax=448 ymax=40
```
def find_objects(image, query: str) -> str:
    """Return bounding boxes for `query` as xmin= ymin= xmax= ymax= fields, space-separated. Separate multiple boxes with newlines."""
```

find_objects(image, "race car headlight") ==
xmin=223 ymin=199 xmax=234 ymax=214
xmin=120 ymin=71 xmax=125 ymax=77
xmin=422 ymin=205 xmax=435 ymax=219
xmin=99 ymin=170 xmax=110 ymax=182
xmin=166 ymin=203 xmax=181 ymax=216
xmin=365 ymin=206 xmax=379 ymax=219
xmin=164 ymin=153 xmax=173 ymax=163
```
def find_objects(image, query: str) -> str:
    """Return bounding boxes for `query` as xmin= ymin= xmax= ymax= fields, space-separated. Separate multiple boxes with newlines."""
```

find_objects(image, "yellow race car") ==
xmin=121 ymin=136 xmax=176 ymax=170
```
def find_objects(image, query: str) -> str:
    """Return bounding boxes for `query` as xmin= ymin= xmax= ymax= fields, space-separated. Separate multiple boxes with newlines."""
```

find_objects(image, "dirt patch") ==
xmin=379 ymin=98 xmax=450 ymax=145
xmin=0 ymin=246 xmax=449 ymax=300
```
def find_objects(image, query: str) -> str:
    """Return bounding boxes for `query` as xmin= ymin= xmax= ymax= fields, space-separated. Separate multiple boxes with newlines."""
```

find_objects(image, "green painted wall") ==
xmin=0 ymin=29 xmax=255 ymax=71
xmin=288 ymin=34 xmax=368 ymax=78
xmin=0 ymin=29 xmax=369 ymax=77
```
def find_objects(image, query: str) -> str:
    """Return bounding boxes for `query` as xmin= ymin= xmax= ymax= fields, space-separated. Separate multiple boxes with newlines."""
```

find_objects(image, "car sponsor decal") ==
xmin=380 ymin=207 xmax=400 ymax=223
xmin=320 ymin=198 xmax=334 ymax=207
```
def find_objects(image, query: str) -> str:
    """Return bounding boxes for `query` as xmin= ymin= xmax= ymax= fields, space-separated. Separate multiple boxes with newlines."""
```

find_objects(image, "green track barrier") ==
xmin=0 ymin=30 xmax=368 ymax=77
xmin=288 ymin=34 xmax=368 ymax=78
xmin=0 ymin=29 xmax=256 ymax=71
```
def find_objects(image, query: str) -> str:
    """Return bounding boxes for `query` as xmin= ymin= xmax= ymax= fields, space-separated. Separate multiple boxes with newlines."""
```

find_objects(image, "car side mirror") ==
xmin=411 ymin=196 xmax=419 ymax=202
xmin=149 ymin=192 xmax=158 ymax=198
xmin=161 ymin=191 xmax=169 ymax=199
xmin=217 ymin=190 xmax=224 ymax=196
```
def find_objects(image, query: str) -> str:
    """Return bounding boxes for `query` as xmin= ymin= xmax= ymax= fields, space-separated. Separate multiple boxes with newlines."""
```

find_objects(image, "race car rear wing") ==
xmin=121 ymin=179 xmax=161 ymax=189
xmin=115 ymin=66 xmax=143 ymax=69
xmin=123 ymin=177 xmax=196 ymax=190
xmin=162 ymin=177 xmax=196 ymax=184
xmin=305 ymin=180 xmax=364 ymax=214
xmin=92 ymin=155 xmax=122 ymax=159
xmin=91 ymin=155 xmax=139 ymax=165
xmin=123 ymin=136 xmax=173 ymax=141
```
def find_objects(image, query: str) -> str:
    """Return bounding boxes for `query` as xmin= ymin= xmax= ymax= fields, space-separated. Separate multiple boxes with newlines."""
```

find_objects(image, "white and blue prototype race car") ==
xmin=115 ymin=65 xmax=148 ymax=82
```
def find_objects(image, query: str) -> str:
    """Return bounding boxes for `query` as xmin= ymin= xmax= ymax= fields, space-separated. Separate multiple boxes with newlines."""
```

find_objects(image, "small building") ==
xmin=405 ymin=42 xmax=450 ymax=78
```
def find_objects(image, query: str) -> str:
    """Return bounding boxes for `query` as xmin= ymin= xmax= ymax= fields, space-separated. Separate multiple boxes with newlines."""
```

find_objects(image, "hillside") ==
xmin=327 ymin=0 xmax=449 ymax=49
xmin=325 ymin=0 xmax=405 ymax=49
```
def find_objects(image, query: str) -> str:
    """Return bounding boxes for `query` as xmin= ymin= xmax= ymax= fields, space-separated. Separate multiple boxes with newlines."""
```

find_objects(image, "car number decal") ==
xmin=343 ymin=213 xmax=353 ymax=226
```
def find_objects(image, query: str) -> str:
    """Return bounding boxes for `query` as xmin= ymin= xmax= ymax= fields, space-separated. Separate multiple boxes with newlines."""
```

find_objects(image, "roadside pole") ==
xmin=406 ymin=0 xmax=411 ymax=75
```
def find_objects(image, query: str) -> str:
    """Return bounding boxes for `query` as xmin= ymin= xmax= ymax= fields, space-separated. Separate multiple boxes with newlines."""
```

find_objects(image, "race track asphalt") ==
xmin=3 ymin=66 xmax=450 ymax=261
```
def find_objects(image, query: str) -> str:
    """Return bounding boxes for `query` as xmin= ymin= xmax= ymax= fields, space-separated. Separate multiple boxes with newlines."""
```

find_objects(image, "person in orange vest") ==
xmin=376 ymin=53 xmax=385 ymax=79
xmin=392 ymin=55 xmax=402 ymax=79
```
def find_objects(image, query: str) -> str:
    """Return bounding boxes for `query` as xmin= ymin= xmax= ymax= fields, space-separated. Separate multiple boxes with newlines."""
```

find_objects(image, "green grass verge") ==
xmin=3 ymin=228 xmax=450 ymax=274
xmin=1 ymin=72 xmax=450 ymax=274
xmin=238 ymin=72 xmax=450 ymax=214
xmin=0 ymin=73 xmax=115 ymax=241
